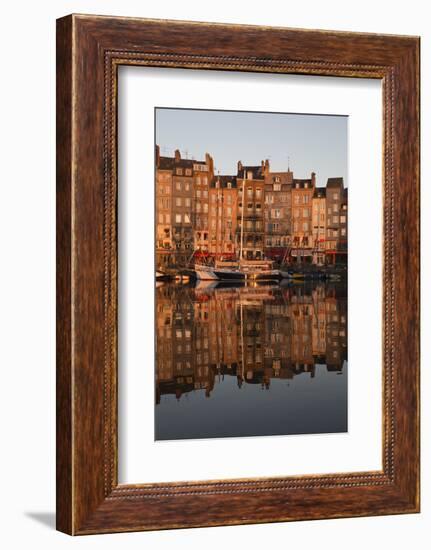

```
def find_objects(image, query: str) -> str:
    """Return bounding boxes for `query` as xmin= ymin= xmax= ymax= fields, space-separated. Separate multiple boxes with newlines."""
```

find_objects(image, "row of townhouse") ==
xmin=156 ymin=146 xmax=347 ymax=268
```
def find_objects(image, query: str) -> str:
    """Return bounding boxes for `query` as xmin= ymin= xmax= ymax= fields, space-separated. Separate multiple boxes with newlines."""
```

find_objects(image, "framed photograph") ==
xmin=56 ymin=14 xmax=420 ymax=535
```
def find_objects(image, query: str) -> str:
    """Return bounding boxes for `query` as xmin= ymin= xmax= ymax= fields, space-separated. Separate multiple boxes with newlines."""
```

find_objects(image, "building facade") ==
xmin=291 ymin=173 xmax=316 ymax=263
xmin=192 ymin=154 xmax=214 ymax=255
xmin=236 ymin=161 xmax=267 ymax=260
xmin=208 ymin=175 xmax=238 ymax=258
xmin=156 ymin=148 xmax=213 ymax=269
xmin=156 ymin=146 xmax=347 ymax=270
xmin=264 ymin=165 xmax=293 ymax=261
xmin=325 ymin=177 xmax=346 ymax=264
xmin=312 ymin=187 xmax=327 ymax=265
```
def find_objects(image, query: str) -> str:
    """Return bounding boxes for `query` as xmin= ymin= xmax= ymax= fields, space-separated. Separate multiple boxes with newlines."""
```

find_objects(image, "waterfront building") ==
xmin=155 ymin=146 xmax=174 ymax=270
xmin=236 ymin=160 xmax=267 ymax=260
xmin=192 ymin=153 xmax=214 ymax=256
xmin=208 ymin=175 xmax=238 ymax=258
xmin=325 ymin=177 xmax=347 ymax=264
xmin=291 ymin=173 xmax=316 ymax=263
xmin=156 ymin=147 xmax=213 ymax=269
xmin=264 ymin=164 xmax=293 ymax=262
xmin=312 ymin=187 xmax=327 ymax=265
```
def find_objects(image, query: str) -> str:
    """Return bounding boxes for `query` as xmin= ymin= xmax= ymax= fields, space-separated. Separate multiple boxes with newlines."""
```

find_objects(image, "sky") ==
xmin=156 ymin=108 xmax=348 ymax=188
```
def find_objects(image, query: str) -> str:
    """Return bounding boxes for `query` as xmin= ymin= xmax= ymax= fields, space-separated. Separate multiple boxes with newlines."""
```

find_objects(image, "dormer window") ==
xmin=227 ymin=182 xmax=232 ymax=189
xmin=177 ymin=168 xmax=183 ymax=175
xmin=247 ymin=171 xmax=253 ymax=180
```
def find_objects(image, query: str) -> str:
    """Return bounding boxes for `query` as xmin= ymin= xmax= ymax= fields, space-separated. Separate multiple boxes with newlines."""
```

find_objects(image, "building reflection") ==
xmin=155 ymin=283 xmax=347 ymax=403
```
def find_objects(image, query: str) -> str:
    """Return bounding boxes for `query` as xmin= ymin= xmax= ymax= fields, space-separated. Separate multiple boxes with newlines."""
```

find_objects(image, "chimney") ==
xmin=311 ymin=172 xmax=316 ymax=188
xmin=174 ymin=149 xmax=181 ymax=161
xmin=237 ymin=160 xmax=243 ymax=174
xmin=205 ymin=153 xmax=214 ymax=176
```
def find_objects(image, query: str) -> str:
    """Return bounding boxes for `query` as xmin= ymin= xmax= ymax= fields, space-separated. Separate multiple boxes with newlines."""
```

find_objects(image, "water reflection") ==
xmin=155 ymin=282 xmax=347 ymax=440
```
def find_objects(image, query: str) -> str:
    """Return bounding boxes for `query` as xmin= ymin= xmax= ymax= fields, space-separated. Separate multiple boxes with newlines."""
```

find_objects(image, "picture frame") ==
xmin=56 ymin=14 xmax=420 ymax=535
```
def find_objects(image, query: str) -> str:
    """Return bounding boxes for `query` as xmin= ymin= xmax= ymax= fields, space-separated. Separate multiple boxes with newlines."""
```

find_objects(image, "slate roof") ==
xmin=326 ymin=177 xmax=344 ymax=189
xmin=292 ymin=178 xmax=313 ymax=189
xmin=210 ymin=175 xmax=237 ymax=189
xmin=313 ymin=187 xmax=326 ymax=198
xmin=237 ymin=165 xmax=265 ymax=179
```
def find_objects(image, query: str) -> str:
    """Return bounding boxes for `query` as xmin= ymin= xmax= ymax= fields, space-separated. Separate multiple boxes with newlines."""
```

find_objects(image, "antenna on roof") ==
xmin=287 ymin=156 xmax=291 ymax=172
xmin=184 ymin=149 xmax=189 ymax=159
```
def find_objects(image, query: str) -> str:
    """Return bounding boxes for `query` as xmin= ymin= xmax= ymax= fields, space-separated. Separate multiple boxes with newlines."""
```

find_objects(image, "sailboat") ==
xmin=195 ymin=176 xmax=281 ymax=282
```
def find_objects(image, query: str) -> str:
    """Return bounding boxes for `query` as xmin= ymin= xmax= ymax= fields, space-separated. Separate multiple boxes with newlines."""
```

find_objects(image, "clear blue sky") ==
xmin=155 ymin=108 xmax=348 ymax=188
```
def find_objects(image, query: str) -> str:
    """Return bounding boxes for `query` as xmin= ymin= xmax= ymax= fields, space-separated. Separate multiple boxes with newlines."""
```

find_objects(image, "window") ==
xmin=226 ymin=207 xmax=232 ymax=216
xmin=256 ymin=203 xmax=261 ymax=210
xmin=327 ymin=207 xmax=332 ymax=215
xmin=303 ymin=208 xmax=309 ymax=217
xmin=256 ymin=187 xmax=262 ymax=199
xmin=165 ymin=214 xmax=170 ymax=224
xmin=247 ymin=203 xmax=253 ymax=210
xmin=176 ymin=168 xmax=183 ymax=175
xmin=158 ymin=214 xmax=163 ymax=224
xmin=196 ymin=176 xmax=201 ymax=186
xmin=333 ymin=215 xmax=339 ymax=224
xmin=340 ymin=215 xmax=346 ymax=223
xmin=303 ymin=195 xmax=309 ymax=204
xmin=247 ymin=171 xmax=253 ymax=180
xmin=294 ymin=195 xmax=300 ymax=204
xmin=333 ymin=203 xmax=339 ymax=212
xmin=303 ymin=222 xmax=309 ymax=231
xmin=203 ymin=204 xmax=208 ymax=213
xmin=175 ymin=181 xmax=181 ymax=191
xmin=185 ymin=198 xmax=191 ymax=207
xmin=341 ymin=228 xmax=346 ymax=236
xmin=196 ymin=203 xmax=201 ymax=212
xmin=272 ymin=209 xmax=280 ymax=219
xmin=185 ymin=182 xmax=190 ymax=191
xmin=203 ymin=190 xmax=208 ymax=198
xmin=247 ymin=187 xmax=253 ymax=198
xmin=196 ymin=189 xmax=201 ymax=198
xmin=333 ymin=192 xmax=339 ymax=200
xmin=293 ymin=222 xmax=298 ymax=232
xmin=274 ymin=176 xmax=281 ymax=183
xmin=175 ymin=197 xmax=182 ymax=207
xmin=227 ymin=182 xmax=232 ymax=189
xmin=185 ymin=169 xmax=192 ymax=176
xmin=175 ymin=214 xmax=182 ymax=224
xmin=226 ymin=195 xmax=232 ymax=205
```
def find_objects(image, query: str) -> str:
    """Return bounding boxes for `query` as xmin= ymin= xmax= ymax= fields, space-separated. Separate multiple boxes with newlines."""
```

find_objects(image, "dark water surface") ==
xmin=155 ymin=281 xmax=347 ymax=440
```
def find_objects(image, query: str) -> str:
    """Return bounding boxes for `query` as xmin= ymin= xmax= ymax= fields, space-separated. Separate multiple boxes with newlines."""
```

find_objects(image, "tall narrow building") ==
xmin=291 ymin=173 xmax=316 ymax=263
xmin=236 ymin=161 xmax=267 ymax=260
xmin=264 ymin=162 xmax=293 ymax=262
